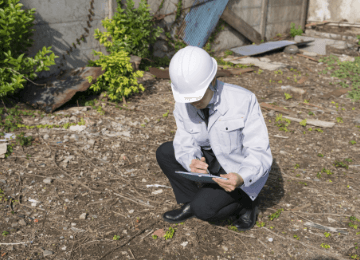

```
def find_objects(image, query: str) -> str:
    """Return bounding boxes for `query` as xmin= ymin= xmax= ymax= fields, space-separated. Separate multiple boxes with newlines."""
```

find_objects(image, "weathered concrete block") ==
xmin=294 ymin=35 xmax=349 ymax=55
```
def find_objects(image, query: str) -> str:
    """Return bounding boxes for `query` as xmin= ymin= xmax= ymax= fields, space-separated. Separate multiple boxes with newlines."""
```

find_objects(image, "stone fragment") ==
xmin=284 ymin=45 xmax=299 ymax=54
xmin=43 ymin=250 xmax=54 ymax=257
xmin=43 ymin=178 xmax=53 ymax=184
xmin=353 ymin=117 xmax=360 ymax=125
xmin=43 ymin=134 xmax=50 ymax=140
xmin=70 ymin=134 xmax=79 ymax=141
xmin=69 ymin=125 xmax=86 ymax=132
xmin=151 ymin=189 xmax=163 ymax=195
xmin=0 ymin=143 xmax=7 ymax=159
xmin=180 ymin=241 xmax=188 ymax=247
xmin=19 ymin=219 xmax=26 ymax=226
xmin=79 ymin=213 xmax=87 ymax=220
xmin=222 ymin=246 xmax=228 ymax=252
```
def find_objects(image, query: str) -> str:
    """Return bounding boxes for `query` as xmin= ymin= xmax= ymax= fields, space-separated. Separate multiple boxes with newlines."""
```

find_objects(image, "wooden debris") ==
xmin=304 ymin=222 xmax=348 ymax=234
xmin=296 ymin=54 xmax=319 ymax=62
xmin=297 ymin=76 xmax=308 ymax=84
xmin=221 ymin=7 xmax=262 ymax=44
xmin=283 ymin=116 xmax=335 ymax=128
xmin=321 ymin=88 xmax=350 ymax=99
xmin=228 ymin=68 xmax=256 ymax=75
xmin=273 ymin=135 xmax=289 ymax=139
xmin=260 ymin=103 xmax=297 ymax=116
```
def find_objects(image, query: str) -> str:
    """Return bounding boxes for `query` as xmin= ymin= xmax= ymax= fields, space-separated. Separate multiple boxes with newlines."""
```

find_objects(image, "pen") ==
xmin=195 ymin=157 xmax=210 ymax=174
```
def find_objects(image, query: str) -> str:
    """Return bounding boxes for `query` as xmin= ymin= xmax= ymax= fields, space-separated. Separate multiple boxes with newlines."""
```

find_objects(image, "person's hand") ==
xmin=189 ymin=157 xmax=208 ymax=174
xmin=213 ymin=172 xmax=244 ymax=192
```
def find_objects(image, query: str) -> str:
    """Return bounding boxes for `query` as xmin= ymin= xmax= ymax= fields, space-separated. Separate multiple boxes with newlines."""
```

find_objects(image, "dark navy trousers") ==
xmin=156 ymin=141 xmax=255 ymax=222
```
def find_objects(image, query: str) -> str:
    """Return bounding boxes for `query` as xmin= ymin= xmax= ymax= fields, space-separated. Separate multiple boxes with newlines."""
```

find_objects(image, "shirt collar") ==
xmin=206 ymin=80 xmax=218 ymax=108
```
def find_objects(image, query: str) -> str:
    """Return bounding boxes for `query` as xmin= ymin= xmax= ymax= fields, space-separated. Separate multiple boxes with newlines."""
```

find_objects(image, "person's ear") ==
xmin=212 ymin=77 xmax=217 ymax=85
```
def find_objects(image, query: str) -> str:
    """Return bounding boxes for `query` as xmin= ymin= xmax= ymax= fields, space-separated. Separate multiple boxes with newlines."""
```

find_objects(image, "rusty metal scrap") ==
xmin=19 ymin=67 xmax=105 ymax=113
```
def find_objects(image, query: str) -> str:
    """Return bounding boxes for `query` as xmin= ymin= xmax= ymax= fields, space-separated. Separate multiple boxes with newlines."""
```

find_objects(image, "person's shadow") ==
xmin=257 ymin=158 xmax=285 ymax=212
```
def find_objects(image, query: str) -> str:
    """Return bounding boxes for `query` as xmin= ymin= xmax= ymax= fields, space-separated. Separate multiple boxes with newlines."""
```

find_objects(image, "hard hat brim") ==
xmin=171 ymin=57 xmax=218 ymax=103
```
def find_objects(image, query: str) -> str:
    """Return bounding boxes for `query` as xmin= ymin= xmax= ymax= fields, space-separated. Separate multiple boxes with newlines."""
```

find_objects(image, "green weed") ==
xmin=290 ymin=23 xmax=303 ymax=37
xmin=275 ymin=114 xmax=291 ymax=132
xmin=256 ymin=221 xmax=266 ymax=227
xmin=113 ymin=235 xmax=120 ymax=240
xmin=334 ymin=160 xmax=349 ymax=169
xmin=268 ymin=208 xmax=284 ymax=221
xmin=162 ymin=110 xmax=169 ymax=118
xmin=299 ymin=119 xmax=307 ymax=127
xmin=164 ymin=227 xmax=176 ymax=240
xmin=321 ymin=168 xmax=333 ymax=175
xmin=321 ymin=243 xmax=330 ymax=249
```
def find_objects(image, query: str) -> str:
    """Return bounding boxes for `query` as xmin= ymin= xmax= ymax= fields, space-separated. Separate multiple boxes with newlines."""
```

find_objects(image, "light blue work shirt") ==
xmin=172 ymin=80 xmax=273 ymax=201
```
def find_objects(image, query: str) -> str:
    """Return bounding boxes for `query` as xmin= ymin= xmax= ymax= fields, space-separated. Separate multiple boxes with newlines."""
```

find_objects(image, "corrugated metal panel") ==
xmin=230 ymin=41 xmax=296 ymax=56
xmin=178 ymin=0 xmax=229 ymax=48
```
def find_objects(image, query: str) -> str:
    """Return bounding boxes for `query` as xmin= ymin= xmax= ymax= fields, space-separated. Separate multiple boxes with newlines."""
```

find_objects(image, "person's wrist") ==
xmin=234 ymin=173 xmax=244 ymax=186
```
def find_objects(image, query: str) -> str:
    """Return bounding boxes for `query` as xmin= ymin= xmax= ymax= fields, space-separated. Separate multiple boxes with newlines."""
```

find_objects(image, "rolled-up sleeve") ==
xmin=173 ymin=104 xmax=203 ymax=172
xmin=237 ymin=94 xmax=272 ymax=187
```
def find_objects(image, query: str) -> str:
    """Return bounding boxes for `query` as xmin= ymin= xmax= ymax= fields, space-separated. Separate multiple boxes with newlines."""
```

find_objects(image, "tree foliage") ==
xmin=94 ymin=0 xmax=163 ymax=58
xmin=0 ymin=0 xmax=58 ymax=97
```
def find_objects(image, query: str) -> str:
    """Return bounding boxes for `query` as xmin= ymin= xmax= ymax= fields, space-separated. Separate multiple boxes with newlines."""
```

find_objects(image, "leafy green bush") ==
xmin=94 ymin=0 xmax=163 ymax=58
xmin=0 ymin=0 xmax=58 ymax=97
xmin=290 ymin=22 xmax=303 ymax=37
xmin=86 ymin=50 xmax=144 ymax=101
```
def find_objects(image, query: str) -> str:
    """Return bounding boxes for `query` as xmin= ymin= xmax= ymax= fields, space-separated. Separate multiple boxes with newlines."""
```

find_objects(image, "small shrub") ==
xmin=290 ymin=23 xmax=303 ymax=37
xmin=94 ymin=0 xmax=163 ymax=58
xmin=0 ymin=0 xmax=58 ymax=97
xmin=87 ymin=50 xmax=144 ymax=102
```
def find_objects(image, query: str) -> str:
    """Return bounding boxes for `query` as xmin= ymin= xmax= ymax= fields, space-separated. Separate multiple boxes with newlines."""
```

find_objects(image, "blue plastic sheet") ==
xmin=180 ymin=0 xmax=229 ymax=47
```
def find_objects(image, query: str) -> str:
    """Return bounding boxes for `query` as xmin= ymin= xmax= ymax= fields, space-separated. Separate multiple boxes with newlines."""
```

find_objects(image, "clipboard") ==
xmin=175 ymin=171 xmax=227 ymax=184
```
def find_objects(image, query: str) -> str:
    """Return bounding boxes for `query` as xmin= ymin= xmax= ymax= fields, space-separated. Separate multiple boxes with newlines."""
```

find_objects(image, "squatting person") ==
xmin=155 ymin=46 xmax=272 ymax=231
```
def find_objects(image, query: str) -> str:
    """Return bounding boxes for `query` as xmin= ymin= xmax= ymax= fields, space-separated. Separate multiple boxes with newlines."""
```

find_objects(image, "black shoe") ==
xmin=163 ymin=202 xmax=195 ymax=224
xmin=232 ymin=204 xmax=259 ymax=231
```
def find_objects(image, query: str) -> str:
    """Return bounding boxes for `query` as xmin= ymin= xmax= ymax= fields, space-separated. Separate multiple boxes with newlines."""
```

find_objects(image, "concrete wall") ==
xmin=308 ymin=0 xmax=360 ymax=23
xmin=22 ymin=0 xmax=308 ymax=78
xmin=20 ymin=0 xmax=117 ymax=78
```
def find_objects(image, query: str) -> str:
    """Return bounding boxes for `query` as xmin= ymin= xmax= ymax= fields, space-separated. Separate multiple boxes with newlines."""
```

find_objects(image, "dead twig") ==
xmin=129 ymin=249 xmax=136 ymax=259
xmin=0 ymin=242 xmax=30 ymax=245
xmin=113 ymin=193 xmax=154 ymax=208
xmin=99 ymin=221 xmax=159 ymax=260
xmin=112 ymin=211 xmax=127 ymax=218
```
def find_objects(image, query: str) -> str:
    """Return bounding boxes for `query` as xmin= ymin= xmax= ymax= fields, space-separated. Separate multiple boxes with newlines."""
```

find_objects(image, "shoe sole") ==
xmin=235 ymin=206 xmax=260 ymax=232
xmin=162 ymin=215 xmax=196 ymax=224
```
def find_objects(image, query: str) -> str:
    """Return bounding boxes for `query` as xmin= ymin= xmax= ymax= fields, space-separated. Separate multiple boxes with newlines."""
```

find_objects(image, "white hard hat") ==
xmin=169 ymin=46 xmax=217 ymax=103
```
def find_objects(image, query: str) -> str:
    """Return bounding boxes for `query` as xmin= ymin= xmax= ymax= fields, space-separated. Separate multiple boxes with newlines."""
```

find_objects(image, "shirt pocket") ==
xmin=217 ymin=118 xmax=244 ymax=153
xmin=183 ymin=121 xmax=205 ymax=145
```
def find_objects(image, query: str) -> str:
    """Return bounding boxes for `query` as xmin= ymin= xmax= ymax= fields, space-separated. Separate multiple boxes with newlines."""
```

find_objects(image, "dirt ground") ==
xmin=1 ymin=50 xmax=360 ymax=260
